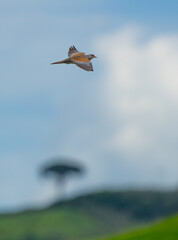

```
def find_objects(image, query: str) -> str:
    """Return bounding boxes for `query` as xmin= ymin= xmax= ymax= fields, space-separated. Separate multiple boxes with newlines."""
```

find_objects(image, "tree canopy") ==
xmin=42 ymin=162 xmax=83 ymax=179
xmin=40 ymin=158 xmax=85 ymax=200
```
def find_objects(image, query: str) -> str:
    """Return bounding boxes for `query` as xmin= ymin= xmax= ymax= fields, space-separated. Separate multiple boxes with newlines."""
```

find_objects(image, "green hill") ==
xmin=0 ymin=205 xmax=139 ymax=240
xmin=0 ymin=190 xmax=178 ymax=240
xmin=99 ymin=215 xmax=178 ymax=240
xmin=54 ymin=190 xmax=178 ymax=220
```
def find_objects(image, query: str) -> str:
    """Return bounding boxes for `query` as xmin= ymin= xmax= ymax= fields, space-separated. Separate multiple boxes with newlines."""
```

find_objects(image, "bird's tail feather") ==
xmin=51 ymin=60 xmax=65 ymax=64
xmin=51 ymin=58 xmax=72 ymax=65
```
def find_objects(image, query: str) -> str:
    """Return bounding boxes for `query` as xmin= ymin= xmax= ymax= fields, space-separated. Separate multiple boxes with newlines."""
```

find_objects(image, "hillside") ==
xmin=0 ymin=205 xmax=140 ymax=240
xmin=0 ymin=190 xmax=178 ymax=240
xmin=53 ymin=190 xmax=178 ymax=220
xmin=100 ymin=215 xmax=178 ymax=240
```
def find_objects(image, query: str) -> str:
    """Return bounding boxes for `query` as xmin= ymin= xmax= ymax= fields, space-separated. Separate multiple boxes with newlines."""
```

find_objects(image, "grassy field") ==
xmin=0 ymin=190 xmax=178 ymax=240
xmin=99 ymin=215 xmax=178 ymax=240
xmin=0 ymin=206 xmax=139 ymax=240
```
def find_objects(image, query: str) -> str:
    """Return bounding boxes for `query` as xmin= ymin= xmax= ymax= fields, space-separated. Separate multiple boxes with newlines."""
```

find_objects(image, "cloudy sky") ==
xmin=1 ymin=0 xmax=178 ymax=212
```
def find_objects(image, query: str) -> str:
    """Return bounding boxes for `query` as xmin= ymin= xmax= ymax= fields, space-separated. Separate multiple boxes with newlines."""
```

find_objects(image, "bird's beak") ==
xmin=94 ymin=55 xmax=97 ymax=58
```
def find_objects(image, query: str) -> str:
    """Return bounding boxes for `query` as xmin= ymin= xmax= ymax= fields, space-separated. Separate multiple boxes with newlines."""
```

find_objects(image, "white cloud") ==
xmin=95 ymin=27 xmax=178 ymax=185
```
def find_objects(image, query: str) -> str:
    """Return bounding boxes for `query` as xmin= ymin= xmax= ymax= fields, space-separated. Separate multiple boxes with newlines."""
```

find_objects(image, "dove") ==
xmin=51 ymin=46 xmax=97 ymax=71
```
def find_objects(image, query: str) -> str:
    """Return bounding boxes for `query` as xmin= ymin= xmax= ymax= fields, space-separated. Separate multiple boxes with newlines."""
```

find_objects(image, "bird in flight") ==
xmin=51 ymin=46 xmax=97 ymax=72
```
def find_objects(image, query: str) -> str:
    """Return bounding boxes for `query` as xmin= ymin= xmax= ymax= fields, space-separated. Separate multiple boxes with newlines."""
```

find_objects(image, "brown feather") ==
xmin=51 ymin=58 xmax=72 ymax=64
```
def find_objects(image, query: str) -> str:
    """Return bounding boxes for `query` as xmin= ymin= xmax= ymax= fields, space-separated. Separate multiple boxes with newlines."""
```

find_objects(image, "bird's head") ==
xmin=88 ymin=54 xmax=97 ymax=60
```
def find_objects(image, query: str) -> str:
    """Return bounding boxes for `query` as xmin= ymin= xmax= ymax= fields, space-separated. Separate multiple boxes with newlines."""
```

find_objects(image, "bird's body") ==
xmin=51 ymin=46 xmax=96 ymax=71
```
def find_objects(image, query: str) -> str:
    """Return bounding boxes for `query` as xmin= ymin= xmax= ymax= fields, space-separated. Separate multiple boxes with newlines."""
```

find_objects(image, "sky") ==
xmin=0 ymin=0 xmax=178 ymax=212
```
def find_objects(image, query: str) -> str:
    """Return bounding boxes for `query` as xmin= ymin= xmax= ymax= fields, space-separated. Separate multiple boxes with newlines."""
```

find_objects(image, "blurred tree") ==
xmin=41 ymin=158 xmax=84 ymax=200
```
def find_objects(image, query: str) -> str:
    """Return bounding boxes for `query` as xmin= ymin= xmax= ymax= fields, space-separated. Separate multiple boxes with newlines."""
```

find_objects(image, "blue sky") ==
xmin=1 ymin=0 xmax=178 ymax=212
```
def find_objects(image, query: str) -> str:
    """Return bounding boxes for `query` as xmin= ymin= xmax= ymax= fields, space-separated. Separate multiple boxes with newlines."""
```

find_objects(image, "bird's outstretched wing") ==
xmin=68 ymin=46 xmax=79 ymax=57
xmin=71 ymin=53 xmax=93 ymax=71
xmin=74 ymin=61 xmax=93 ymax=71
